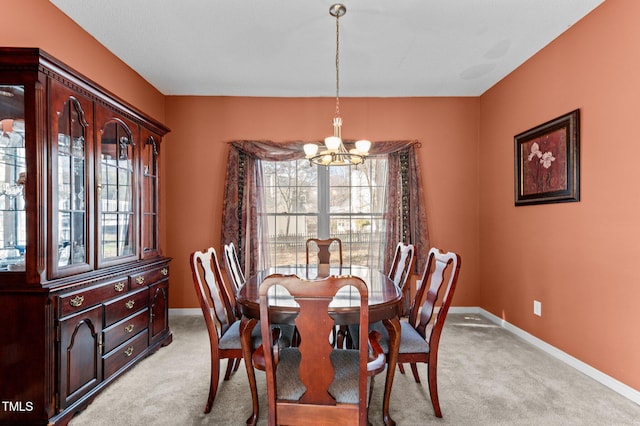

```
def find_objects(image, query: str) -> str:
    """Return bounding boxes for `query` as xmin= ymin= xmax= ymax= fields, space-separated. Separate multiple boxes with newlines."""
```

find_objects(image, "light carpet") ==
xmin=69 ymin=314 xmax=640 ymax=425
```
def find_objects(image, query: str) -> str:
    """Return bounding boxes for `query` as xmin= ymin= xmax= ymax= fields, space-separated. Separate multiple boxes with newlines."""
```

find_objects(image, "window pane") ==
xmin=275 ymin=187 xmax=293 ymax=213
xmin=329 ymin=187 xmax=350 ymax=213
xmin=301 ymin=166 xmax=318 ymax=187
xmin=328 ymin=166 xmax=349 ymax=186
xmin=296 ymin=186 xmax=317 ymax=212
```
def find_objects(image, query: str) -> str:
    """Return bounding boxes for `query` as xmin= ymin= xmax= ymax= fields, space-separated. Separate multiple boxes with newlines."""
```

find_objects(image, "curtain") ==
xmin=221 ymin=140 xmax=429 ymax=277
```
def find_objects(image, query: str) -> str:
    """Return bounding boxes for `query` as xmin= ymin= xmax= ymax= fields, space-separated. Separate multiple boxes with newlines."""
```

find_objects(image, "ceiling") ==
xmin=49 ymin=0 xmax=605 ymax=97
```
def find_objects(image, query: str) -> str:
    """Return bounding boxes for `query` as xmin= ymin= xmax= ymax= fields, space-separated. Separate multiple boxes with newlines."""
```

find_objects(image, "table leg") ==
xmin=382 ymin=316 xmax=400 ymax=426
xmin=240 ymin=316 xmax=259 ymax=426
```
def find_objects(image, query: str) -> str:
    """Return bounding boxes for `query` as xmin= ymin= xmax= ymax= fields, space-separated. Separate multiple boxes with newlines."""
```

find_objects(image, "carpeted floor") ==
xmin=69 ymin=313 xmax=640 ymax=425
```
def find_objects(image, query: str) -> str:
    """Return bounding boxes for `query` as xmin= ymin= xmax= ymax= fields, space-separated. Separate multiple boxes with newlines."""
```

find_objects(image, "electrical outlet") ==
xmin=533 ymin=300 xmax=542 ymax=316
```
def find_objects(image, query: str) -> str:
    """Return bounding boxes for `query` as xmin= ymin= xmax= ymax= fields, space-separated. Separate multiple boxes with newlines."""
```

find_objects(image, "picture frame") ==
xmin=514 ymin=109 xmax=580 ymax=206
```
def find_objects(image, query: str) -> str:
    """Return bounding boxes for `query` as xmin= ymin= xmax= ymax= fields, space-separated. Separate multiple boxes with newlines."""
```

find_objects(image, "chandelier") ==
xmin=304 ymin=4 xmax=371 ymax=166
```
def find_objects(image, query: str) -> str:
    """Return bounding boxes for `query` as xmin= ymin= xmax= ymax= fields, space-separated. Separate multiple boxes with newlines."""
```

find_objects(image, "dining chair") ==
xmin=373 ymin=247 xmax=461 ymax=418
xmin=305 ymin=237 xmax=348 ymax=347
xmin=189 ymin=246 xmax=263 ymax=413
xmin=306 ymin=237 xmax=343 ymax=277
xmin=346 ymin=242 xmax=415 ymax=349
xmin=387 ymin=242 xmax=415 ymax=316
xmin=257 ymin=274 xmax=384 ymax=426
xmin=223 ymin=242 xmax=245 ymax=319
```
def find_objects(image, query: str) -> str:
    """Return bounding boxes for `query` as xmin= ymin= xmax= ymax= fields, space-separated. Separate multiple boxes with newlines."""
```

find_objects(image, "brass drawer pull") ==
xmin=125 ymin=300 xmax=135 ymax=309
xmin=124 ymin=324 xmax=135 ymax=333
xmin=69 ymin=295 xmax=84 ymax=307
xmin=161 ymin=267 xmax=168 ymax=276
xmin=114 ymin=282 xmax=126 ymax=292
xmin=136 ymin=276 xmax=145 ymax=285
xmin=124 ymin=346 xmax=134 ymax=357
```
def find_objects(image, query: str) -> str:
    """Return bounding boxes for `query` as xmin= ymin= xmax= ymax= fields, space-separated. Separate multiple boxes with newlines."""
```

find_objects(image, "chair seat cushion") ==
xmin=219 ymin=320 xmax=262 ymax=350
xmin=276 ymin=348 xmax=362 ymax=404
xmin=370 ymin=321 xmax=430 ymax=354
xmin=219 ymin=321 xmax=295 ymax=350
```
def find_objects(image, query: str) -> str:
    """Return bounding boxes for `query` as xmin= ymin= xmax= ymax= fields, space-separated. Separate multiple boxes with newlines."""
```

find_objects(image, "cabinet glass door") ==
xmin=56 ymin=97 xmax=90 ymax=270
xmin=0 ymin=85 xmax=26 ymax=272
xmin=99 ymin=121 xmax=136 ymax=263
xmin=141 ymin=132 xmax=159 ymax=258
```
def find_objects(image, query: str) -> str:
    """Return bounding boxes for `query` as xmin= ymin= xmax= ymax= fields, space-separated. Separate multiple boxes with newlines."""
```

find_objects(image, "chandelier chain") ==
xmin=335 ymin=10 xmax=340 ymax=118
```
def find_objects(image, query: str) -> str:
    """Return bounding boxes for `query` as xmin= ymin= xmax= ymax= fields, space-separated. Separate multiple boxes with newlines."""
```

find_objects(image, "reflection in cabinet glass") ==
xmin=57 ymin=97 xmax=88 ymax=268
xmin=100 ymin=121 xmax=135 ymax=261
xmin=142 ymin=134 xmax=158 ymax=257
xmin=0 ymin=85 xmax=26 ymax=272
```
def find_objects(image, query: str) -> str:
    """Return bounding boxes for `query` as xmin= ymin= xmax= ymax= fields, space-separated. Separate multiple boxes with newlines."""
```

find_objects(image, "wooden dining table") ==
xmin=237 ymin=265 xmax=403 ymax=426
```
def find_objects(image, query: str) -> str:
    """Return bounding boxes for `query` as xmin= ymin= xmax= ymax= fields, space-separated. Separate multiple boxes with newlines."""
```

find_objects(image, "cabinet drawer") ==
xmin=104 ymin=287 xmax=149 ymax=326
xmin=103 ymin=329 xmax=148 ymax=379
xmin=130 ymin=265 xmax=169 ymax=288
xmin=103 ymin=308 xmax=149 ymax=354
xmin=59 ymin=277 xmax=130 ymax=317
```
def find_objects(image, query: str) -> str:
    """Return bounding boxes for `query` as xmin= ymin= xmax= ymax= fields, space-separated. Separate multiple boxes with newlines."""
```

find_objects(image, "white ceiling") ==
xmin=49 ymin=0 xmax=605 ymax=97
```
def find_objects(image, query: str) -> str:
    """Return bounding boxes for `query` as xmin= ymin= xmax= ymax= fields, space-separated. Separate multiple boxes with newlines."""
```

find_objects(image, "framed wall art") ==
xmin=514 ymin=109 xmax=580 ymax=206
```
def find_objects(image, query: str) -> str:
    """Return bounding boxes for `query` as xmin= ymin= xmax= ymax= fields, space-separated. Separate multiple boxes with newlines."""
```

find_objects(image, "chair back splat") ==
xmin=223 ymin=242 xmax=245 ymax=318
xmin=259 ymin=274 xmax=370 ymax=426
xmin=192 ymin=248 xmax=236 ymax=334
xmin=387 ymin=242 xmax=415 ymax=316
xmin=306 ymin=237 xmax=343 ymax=277
xmin=410 ymin=248 xmax=460 ymax=344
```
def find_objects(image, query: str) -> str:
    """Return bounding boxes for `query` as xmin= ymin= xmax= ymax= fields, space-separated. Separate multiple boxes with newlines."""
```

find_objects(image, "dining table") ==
xmin=236 ymin=264 xmax=403 ymax=426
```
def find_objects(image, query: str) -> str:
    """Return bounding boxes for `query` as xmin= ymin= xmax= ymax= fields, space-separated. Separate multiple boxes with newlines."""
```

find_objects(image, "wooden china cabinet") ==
xmin=0 ymin=48 xmax=172 ymax=425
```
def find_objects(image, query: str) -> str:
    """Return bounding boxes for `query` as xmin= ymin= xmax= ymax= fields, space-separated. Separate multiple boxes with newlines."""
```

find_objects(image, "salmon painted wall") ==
xmin=479 ymin=0 xmax=640 ymax=391
xmin=6 ymin=0 xmax=166 ymax=122
xmin=164 ymin=96 xmax=480 ymax=309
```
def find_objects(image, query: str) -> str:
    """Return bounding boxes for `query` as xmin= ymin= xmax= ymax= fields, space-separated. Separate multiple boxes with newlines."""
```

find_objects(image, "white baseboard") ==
xmin=169 ymin=308 xmax=200 ymax=316
xmin=448 ymin=307 xmax=640 ymax=406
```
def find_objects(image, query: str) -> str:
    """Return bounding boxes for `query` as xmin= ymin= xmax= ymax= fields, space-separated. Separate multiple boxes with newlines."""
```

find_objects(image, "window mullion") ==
xmin=317 ymin=165 xmax=329 ymax=238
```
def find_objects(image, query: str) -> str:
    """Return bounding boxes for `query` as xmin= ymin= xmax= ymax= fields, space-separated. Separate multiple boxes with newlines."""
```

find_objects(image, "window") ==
xmin=262 ymin=157 xmax=388 ymax=269
xmin=222 ymin=140 xmax=426 ymax=278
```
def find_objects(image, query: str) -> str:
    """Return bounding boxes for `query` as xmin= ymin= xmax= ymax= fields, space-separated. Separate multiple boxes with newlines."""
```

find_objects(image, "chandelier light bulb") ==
xmin=324 ymin=136 xmax=342 ymax=151
xmin=355 ymin=139 xmax=371 ymax=154
xmin=304 ymin=143 xmax=319 ymax=157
